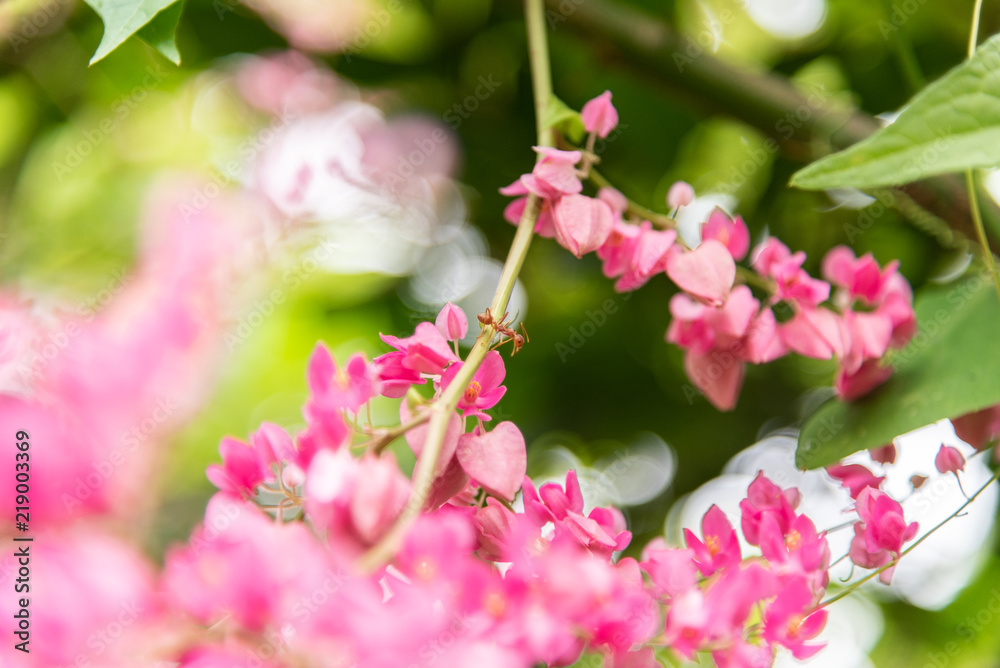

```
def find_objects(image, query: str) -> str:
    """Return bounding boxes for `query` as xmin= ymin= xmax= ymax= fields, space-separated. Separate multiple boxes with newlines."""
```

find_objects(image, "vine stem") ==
xmin=365 ymin=411 xmax=432 ymax=455
xmin=356 ymin=0 xmax=554 ymax=573
xmin=818 ymin=470 xmax=1000 ymax=609
xmin=965 ymin=0 xmax=1000 ymax=301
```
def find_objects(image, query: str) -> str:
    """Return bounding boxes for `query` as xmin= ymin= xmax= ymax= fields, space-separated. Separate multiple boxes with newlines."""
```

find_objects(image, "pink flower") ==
xmin=760 ymin=514 xmax=831 ymax=592
xmin=935 ymin=444 xmax=966 ymax=475
xmin=521 ymin=147 xmax=583 ymax=199
xmin=739 ymin=472 xmax=800 ymax=546
xmin=303 ymin=345 xmax=374 ymax=452
xmin=306 ymin=344 xmax=375 ymax=406
xmin=826 ymin=463 xmax=884 ymax=499
xmin=662 ymin=588 xmax=708 ymax=658
xmin=752 ymin=238 xmax=830 ymax=308
xmin=456 ymin=421 xmax=527 ymax=502
xmin=553 ymin=194 xmax=614 ymax=257
xmin=436 ymin=302 xmax=468 ymax=341
xmin=850 ymin=487 xmax=919 ymax=583
xmin=234 ymin=51 xmax=338 ymax=117
xmin=701 ymin=209 xmax=750 ymax=261
xmin=870 ymin=443 xmax=897 ymax=465
xmin=666 ymin=239 xmax=736 ymax=306
xmin=822 ymin=246 xmax=899 ymax=305
xmin=372 ymin=351 xmax=424 ymax=398
xmin=639 ymin=540 xmax=699 ymax=599
xmin=500 ymin=178 xmax=557 ymax=237
xmin=522 ymin=471 xmax=631 ymax=555
xmin=667 ymin=286 xmax=758 ymax=355
xmin=206 ymin=436 xmax=265 ymax=496
xmin=666 ymin=181 xmax=695 ymax=209
xmin=440 ymin=350 xmax=507 ymax=420
xmin=780 ymin=306 xmax=848 ymax=360
xmin=667 ymin=285 xmax=776 ymax=410
xmin=164 ymin=493 xmax=334 ymax=631
xmin=683 ymin=350 xmax=745 ymax=411
xmin=304 ymin=448 xmax=410 ymax=547
xmin=598 ymin=186 xmax=628 ymax=215
xmin=702 ymin=563 xmax=777 ymax=643
xmin=952 ymin=404 xmax=1000 ymax=449
xmin=683 ymin=505 xmax=741 ymax=576
xmin=836 ymin=358 xmax=894 ymax=400
xmin=474 ymin=497 xmax=520 ymax=560
xmin=252 ymin=421 xmax=297 ymax=478
xmin=762 ymin=578 xmax=827 ymax=659
xmin=597 ymin=220 xmax=676 ymax=292
xmin=580 ymin=90 xmax=618 ymax=138
xmin=742 ymin=307 xmax=786 ymax=364
xmin=711 ymin=639 xmax=774 ymax=668
xmin=379 ymin=321 xmax=460 ymax=376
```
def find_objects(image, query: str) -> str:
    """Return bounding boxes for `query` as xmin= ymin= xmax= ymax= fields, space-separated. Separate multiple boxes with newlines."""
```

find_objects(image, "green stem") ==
xmin=970 ymin=0 xmax=985 ymax=58
xmin=588 ymin=168 xmax=677 ymax=229
xmin=965 ymin=170 xmax=1000 ymax=299
xmin=965 ymin=0 xmax=1000 ymax=300
xmin=357 ymin=0 xmax=554 ymax=572
xmin=819 ymin=470 xmax=1000 ymax=609
xmin=366 ymin=411 xmax=432 ymax=454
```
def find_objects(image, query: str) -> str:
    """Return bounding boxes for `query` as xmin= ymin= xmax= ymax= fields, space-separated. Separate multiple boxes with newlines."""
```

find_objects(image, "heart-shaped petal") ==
xmin=666 ymin=239 xmax=736 ymax=306
xmin=456 ymin=421 xmax=527 ymax=502
xmin=553 ymin=194 xmax=614 ymax=258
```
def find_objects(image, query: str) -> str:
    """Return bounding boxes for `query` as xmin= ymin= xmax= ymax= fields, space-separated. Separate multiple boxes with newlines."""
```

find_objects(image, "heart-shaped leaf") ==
xmin=84 ymin=0 xmax=183 ymax=65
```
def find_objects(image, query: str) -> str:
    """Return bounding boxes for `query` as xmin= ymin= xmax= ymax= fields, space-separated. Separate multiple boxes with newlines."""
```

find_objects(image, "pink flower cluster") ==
xmin=668 ymin=239 xmax=915 ymax=409
xmin=174 ymin=436 xmax=852 ymax=667
xmin=499 ymin=91 xmax=917 ymax=410
xmin=825 ymin=450 xmax=923 ymax=583
xmin=2 ymin=278 xmax=928 ymax=668
xmin=642 ymin=473 xmax=831 ymax=666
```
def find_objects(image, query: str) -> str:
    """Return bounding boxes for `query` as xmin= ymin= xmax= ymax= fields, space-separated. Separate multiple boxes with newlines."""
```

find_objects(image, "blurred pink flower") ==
xmin=580 ymin=90 xmax=619 ymax=138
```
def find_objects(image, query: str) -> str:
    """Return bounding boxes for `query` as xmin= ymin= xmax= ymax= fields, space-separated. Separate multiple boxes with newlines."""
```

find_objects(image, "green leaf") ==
xmin=541 ymin=95 xmax=586 ymax=144
xmin=84 ymin=0 xmax=183 ymax=65
xmin=136 ymin=0 xmax=183 ymax=65
xmin=790 ymin=34 xmax=1000 ymax=190
xmin=796 ymin=271 xmax=1000 ymax=469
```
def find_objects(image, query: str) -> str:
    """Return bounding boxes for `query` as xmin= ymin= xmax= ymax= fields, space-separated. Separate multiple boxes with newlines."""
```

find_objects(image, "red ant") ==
xmin=478 ymin=308 xmax=529 ymax=356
